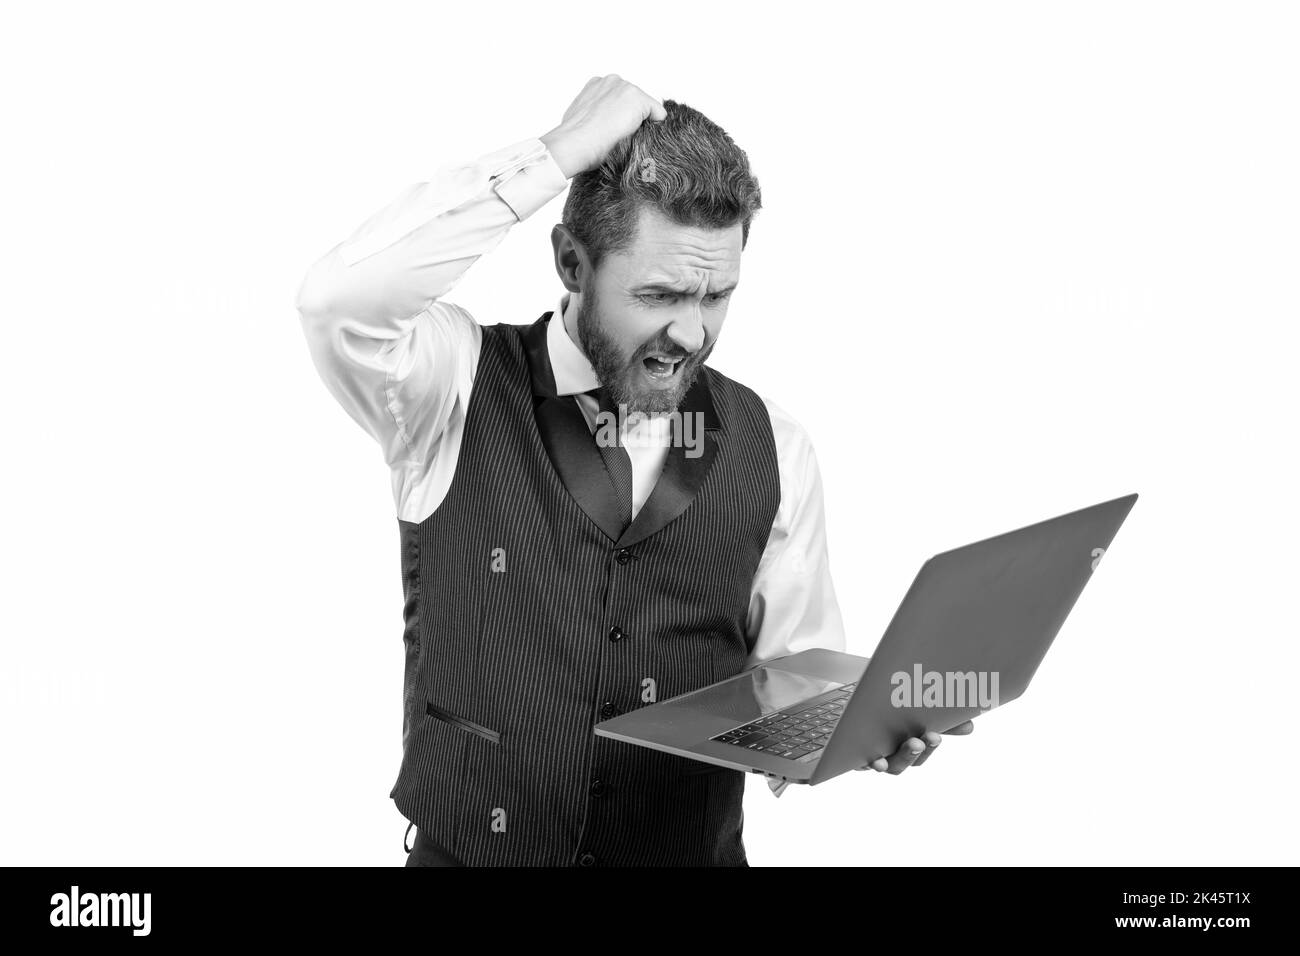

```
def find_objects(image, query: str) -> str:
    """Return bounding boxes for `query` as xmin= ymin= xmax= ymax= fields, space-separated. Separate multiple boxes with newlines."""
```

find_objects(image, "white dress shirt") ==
xmin=295 ymin=136 xmax=846 ymax=669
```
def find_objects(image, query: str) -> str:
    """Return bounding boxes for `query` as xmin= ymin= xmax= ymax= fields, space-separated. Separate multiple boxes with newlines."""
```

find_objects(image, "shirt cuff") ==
xmin=338 ymin=138 xmax=568 ymax=267
xmin=492 ymin=140 xmax=570 ymax=222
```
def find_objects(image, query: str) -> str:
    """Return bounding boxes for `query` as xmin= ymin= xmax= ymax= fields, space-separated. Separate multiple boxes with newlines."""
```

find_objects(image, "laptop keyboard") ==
xmin=710 ymin=682 xmax=856 ymax=762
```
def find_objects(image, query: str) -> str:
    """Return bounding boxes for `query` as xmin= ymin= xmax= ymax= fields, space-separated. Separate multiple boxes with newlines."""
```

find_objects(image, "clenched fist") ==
xmin=540 ymin=74 xmax=667 ymax=179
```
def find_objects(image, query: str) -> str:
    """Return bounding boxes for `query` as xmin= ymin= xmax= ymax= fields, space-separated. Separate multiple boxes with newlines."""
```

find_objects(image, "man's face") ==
xmin=574 ymin=206 xmax=743 ymax=414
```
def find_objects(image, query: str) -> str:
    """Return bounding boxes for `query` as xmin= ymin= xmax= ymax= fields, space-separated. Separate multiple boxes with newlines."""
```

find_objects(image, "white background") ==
xmin=2 ymin=1 xmax=1296 ymax=866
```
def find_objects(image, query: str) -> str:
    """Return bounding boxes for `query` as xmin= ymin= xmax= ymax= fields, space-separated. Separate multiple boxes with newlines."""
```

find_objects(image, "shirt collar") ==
xmin=547 ymin=292 xmax=602 ymax=396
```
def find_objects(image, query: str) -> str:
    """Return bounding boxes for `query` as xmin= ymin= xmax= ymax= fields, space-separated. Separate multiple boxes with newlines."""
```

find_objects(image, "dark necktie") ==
xmin=585 ymin=386 xmax=634 ymax=532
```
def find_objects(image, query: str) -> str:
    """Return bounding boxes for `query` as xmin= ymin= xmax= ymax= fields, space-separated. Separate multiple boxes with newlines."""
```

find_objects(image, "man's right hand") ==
xmin=540 ymin=74 xmax=667 ymax=179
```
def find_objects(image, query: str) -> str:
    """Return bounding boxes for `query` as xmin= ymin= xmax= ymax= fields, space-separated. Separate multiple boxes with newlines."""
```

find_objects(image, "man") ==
xmin=295 ymin=75 xmax=968 ymax=867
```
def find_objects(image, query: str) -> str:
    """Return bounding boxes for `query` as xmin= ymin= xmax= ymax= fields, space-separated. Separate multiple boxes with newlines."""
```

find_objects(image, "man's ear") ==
xmin=550 ymin=223 xmax=590 ymax=294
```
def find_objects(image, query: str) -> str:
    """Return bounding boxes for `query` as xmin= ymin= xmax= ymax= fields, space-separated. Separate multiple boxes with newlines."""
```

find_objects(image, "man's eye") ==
xmin=706 ymin=291 xmax=732 ymax=304
xmin=641 ymin=293 xmax=675 ymax=304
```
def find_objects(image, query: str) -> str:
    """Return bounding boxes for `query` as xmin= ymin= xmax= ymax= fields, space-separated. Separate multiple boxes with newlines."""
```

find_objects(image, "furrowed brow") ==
xmin=632 ymin=282 xmax=738 ymax=295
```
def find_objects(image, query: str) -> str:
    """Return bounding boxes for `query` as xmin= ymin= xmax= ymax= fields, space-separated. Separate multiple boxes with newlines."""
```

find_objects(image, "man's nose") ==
xmin=665 ymin=304 xmax=706 ymax=354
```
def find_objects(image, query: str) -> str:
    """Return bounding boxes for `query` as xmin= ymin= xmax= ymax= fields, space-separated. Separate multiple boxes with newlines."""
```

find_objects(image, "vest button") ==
xmin=589 ymin=778 xmax=608 ymax=797
xmin=608 ymin=626 xmax=626 ymax=643
xmin=615 ymin=548 xmax=633 ymax=565
xmin=578 ymin=852 xmax=596 ymax=867
xmin=599 ymin=701 xmax=617 ymax=720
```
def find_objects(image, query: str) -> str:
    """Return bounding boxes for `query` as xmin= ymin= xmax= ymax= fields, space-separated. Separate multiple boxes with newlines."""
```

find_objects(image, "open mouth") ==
xmin=641 ymin=354 xmax=685 ymax=382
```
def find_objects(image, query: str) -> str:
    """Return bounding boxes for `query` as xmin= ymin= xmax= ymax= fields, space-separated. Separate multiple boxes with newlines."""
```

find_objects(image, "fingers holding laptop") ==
xmin=908 ymin=720 xmax=974 ymax=767
xmin=860 ymin=719 xmax=976 ymax=773
xmin=864 ymin=736 xmax=928 ymax=774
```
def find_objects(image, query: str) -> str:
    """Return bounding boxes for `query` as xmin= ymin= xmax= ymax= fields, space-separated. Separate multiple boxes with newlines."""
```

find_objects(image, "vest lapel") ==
xmin=522 ymin=312 xmax=723 ymax=549
xmin=524 ymin=314 xmax=626 ymax=542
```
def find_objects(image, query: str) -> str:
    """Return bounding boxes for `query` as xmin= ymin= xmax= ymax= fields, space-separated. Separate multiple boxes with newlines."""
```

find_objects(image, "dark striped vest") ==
xmin=389 ymin=312 xmax=781 ymax=866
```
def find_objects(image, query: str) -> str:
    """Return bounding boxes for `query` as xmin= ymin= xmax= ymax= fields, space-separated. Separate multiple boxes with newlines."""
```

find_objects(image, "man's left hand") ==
xmin=767 ymin=719 xmax=976 ymax=795
xmin=857 ymin=719 xmax=975 ymax=774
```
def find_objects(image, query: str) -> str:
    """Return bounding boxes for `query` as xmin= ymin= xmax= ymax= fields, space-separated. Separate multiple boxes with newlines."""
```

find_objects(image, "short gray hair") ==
xmin=560 ymin=99 xmax=762 ymax=269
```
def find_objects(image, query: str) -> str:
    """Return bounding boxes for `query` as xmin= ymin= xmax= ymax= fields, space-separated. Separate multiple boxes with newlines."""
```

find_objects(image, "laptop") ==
xmin=594 ymin=493 xmax=1138 ymax=785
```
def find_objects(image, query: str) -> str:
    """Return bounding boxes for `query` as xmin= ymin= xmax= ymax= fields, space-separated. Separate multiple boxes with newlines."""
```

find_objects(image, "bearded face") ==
xmin=570 ymin=206 xmax=741 ymax=415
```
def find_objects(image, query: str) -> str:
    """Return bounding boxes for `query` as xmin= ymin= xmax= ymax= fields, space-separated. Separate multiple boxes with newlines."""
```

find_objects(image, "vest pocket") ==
xmin=425 ymin=701 xmax=500 ymax=745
